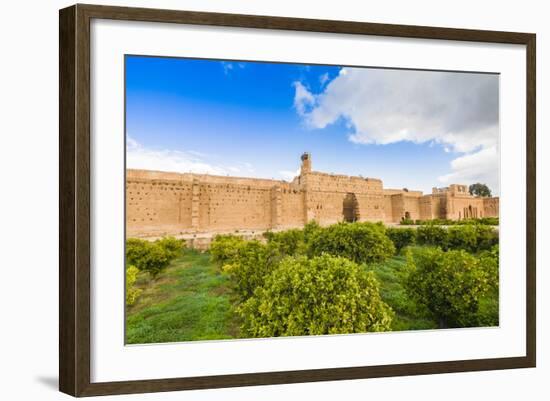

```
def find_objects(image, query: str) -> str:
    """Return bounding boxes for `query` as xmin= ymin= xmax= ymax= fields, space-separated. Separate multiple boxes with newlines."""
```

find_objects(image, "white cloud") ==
xmin=294 ymin=67 xmax=499 ymax=193
xmin=127 ymin=137 xmax=238 ymax=176
xmin=438 ymin=146 xmax=499 ymax=192
xmin=319 ymin=72 xmax=330 ymax=87
xmin=222 ymin=62 xmax=234 ymax=75
xmin=279 ymin=168 xmax=301 ymax=181
xmin=293 ymin=81 xmax=315 ymax=116
xmin=222 ymin=62 xmax=246 ymax=75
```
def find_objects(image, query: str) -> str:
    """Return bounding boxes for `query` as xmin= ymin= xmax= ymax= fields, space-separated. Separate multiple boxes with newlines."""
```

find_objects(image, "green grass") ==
xmin=366 ymin=254 xmax=438 ymax=331
xmin=126 ymin=249 xmax=240 ymax=344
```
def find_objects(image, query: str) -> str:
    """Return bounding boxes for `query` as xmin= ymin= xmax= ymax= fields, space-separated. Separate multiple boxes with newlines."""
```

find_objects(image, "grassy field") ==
xmin=126 ymin=249 xmax=240 ymax=344
xmin=126 ymin=248 xmax=449 ymax=344
xmin=366 ymin=255 xmax=437 ymax=331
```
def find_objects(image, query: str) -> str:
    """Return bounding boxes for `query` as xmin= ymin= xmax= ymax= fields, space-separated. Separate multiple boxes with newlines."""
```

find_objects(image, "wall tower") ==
xmin=300 ymin=152 xmax=312 ymax=175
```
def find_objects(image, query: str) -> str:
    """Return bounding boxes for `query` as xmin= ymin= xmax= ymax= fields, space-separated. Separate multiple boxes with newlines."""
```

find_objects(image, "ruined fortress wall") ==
xmin=198 ymin=183 xmax=272 ymax=231
xmin=127 ymin=170 xmax=284 ymax=237
xmin=419 ymin=196 xmax=434 ymax=220
xmin=306 ymin=191 xmax=347 ymax=225
xmin=483 ymin=197 xmax=499 ymax=218
xmin=126 ymin=160 xmax=500 ymax=239
xmin=126 ymin=177 xmax=194 ymax=237
xmin=402 ymin=195 xmax=422 ymax=221
xmin=383 ymin=196 xmax=395 ymax=223
xmin=279 ymin=188 xmax=305 ymax=228
xmin=303 ymin=172 xmax=386 ymax=224
xmin=387 ymin=193 xmax=423 ymax=222
xmin=445 ymin=196 xmax=486 ymax=220
xmin=356 ymin=194 xmax=386 ymax=221
xmin=306 ymin=172 xmax=383 ymax=193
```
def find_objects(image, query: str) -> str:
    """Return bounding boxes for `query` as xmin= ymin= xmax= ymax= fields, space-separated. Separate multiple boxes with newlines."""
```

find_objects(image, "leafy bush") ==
xmin=264 ymin=229 xmax=306 ymax=256
xmin=210 ymin=234 xmax=246 ymax=266
xmin=418 ymin=217 xmax=499 ymax=226
xmin=303 ymin=220 xmax=322 ymax=242
xmin=447 ymin=225 xmax=477 ymax=252
xmin=126 ymin=238 xmax=151 ymax=266
xmin=240 ymin=254 xmax=393 ymax=337
xmin=125 ymin=265 xmax=142 ymax=306
xmin=416 ymin=224 xmax=449 ymax=249
xmin=222 ymin=240 xmax=281 ymax=301
xmin=474 ymin=225 xmax=499 ymax=251
xmin=138 ymin=243 xmax=172 ymax=278
xmin=308 ymin=222 xmax=395 ymax=264
xmin=386 ymin=228 xmax=417 ymax=253
xmin=126 ymin=238 xmax=172 ymax=278
xmin=399 ymin=218 xmax=415 ymax=225
xmin=478 ymin=245 xmax=499 ymax=289
xmin=419 ymin=224 xmax=498 ymax=253
xmin=478 ymin=217 xmax=499 ymax=226
xmin=405 ymin=247 xmax=497 ymax=328
xmin=155 ymin=236 xmax=183 ymax=259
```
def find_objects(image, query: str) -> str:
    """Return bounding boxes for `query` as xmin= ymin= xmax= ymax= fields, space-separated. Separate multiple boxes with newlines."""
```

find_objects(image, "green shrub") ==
xmin=479 ymin=217 xmax=499 ymax=226
xmin=222 ymin=240 xmax=281 ymax=301
xmin=125 ymin=265 xmax=142 ymax=306
xmin=405 ymin=247 xmax=496 ymax=328
xmin=478 ymin=245 xmax=499 ymax=289
xmin=303 ymin=220 xmax=322 ymax=242
xmin=416 ymin=225 xmax=449 ymax=249
xmin=400 ymin=218 xmax=415 ymax=225
xmin=474 ymin=225 xmax=499 ymax=251
xmin=419 ymin=217 xmax=499 ymax=226
xmin=264 ymin=229 xmax=306 ymax=256
xmin=126 ymin=238 xmax=150 ymax=266
xmin=155 ymin=236 xmax=183 ymax=259
xmin=386 ymin=228 xmax=417 ymax=253
xmin=138 ymin=243 xmax=171 ymax=278
xmin=447 ymin=225 xmax=477 ymax=252
xmin=210 ymin=234 xmax=246 ymax=266
xmin=125 ymin=238 xmax=172 ymax=278
xmin=308 ymin=222 xmax=395 ymax=264
xmin=240 ymin=254 xmax=393 ymax=337
xmin=416 ymin=224 xmax=498 ymax=252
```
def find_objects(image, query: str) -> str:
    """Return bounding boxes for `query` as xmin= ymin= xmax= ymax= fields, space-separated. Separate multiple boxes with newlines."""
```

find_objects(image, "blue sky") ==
xmin=126 ymin=55 xmax=499 ymax=194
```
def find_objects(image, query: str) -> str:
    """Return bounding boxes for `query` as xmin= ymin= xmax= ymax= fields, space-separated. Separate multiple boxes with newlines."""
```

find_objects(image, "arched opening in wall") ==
xmin=404 ymin=211 xmax=411 ymax=220
xmin=343 ymin=193 xmax=359 ymax=223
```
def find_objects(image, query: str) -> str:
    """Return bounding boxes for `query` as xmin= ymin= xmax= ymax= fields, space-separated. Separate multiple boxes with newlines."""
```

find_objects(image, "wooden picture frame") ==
xmin=59 ymin=3 xmax=536 ymax=397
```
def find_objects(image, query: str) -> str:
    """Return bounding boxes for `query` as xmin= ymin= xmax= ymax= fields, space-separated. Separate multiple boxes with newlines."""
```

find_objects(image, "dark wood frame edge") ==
xmin=59 ymin=3 xmax=536 ymax=397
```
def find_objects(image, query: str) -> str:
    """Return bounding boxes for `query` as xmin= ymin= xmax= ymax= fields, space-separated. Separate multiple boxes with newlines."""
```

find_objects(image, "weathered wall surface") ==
xmin=126 ymin=174 xmax=194 ymax=237
xmin=198 ymin=183 xmax=272 ymax=231
xmin=483 ymin=197 xmax=500 ymax=218
xmin=126 ymin=155 xmax=499 ymax=238
xmin=279 ymin=187 xmax=305 ymax=228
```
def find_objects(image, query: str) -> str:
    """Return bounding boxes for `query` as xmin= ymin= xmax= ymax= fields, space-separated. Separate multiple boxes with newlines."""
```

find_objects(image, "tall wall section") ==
xmin=483 ymin=197 xmax=500 ymax=218
xmin=126 ymin=170 xmax=298 ymax=237
xmin=303 ymin=172 xmax=386 ymax=224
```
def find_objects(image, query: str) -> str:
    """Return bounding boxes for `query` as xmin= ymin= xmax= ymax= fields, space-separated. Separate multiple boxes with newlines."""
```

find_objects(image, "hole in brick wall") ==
xmin=343 ymin=193 xmax=360 ymax=222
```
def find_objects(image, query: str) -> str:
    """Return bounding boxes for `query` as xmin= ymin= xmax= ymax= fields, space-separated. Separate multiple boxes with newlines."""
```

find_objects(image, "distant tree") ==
xmin=469 ymin=183 xmax=492 ymax=197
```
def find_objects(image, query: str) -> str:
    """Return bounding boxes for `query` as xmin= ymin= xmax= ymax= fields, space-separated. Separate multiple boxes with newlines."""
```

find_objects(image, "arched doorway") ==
xmin=343 ymin=193 xmax=359 ymax=222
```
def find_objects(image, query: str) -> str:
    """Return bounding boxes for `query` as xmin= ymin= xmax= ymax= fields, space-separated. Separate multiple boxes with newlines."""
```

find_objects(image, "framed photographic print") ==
xmin=59 ymin=4 xmax=536 ymax=397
